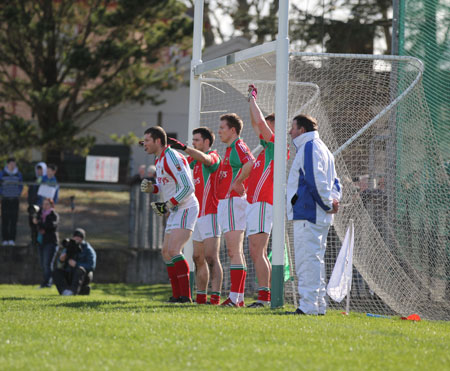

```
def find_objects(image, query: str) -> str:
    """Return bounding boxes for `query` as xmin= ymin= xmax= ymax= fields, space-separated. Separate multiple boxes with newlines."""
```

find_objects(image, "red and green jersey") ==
xmin=247 ymin=134 xmax=275 ymax=204
xmin=217 ymin=138 xmax=255 ymax=200
xmin=188 ymin=150 xmax=221 ymax=217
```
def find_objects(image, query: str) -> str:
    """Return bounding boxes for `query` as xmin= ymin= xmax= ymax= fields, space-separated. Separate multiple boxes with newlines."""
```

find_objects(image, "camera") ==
xmin=56 ymin=238 xmax=83 ymax=269
xmin=27 ymin=204 xmax=40 ymax=218
xmin=62 ymin=238 xmax=83 ymax=260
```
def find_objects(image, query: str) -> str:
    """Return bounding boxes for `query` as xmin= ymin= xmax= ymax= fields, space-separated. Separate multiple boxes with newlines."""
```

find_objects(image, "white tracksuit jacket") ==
xmin=286 ymin=131 xmax=342 ymax=314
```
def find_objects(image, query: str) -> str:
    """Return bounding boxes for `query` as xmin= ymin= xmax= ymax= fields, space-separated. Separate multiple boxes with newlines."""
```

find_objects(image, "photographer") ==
xmin=32 ymin=197 xmax=59 ymax=288
xmin=53 ymin=228 xmax=96 ymax=296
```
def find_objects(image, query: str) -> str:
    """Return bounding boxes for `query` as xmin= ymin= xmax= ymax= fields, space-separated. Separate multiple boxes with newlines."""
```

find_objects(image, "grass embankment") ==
xmin=1 ymin=284 xmax=449 ymax=370
xmin=16 ymin=188 xmax=129 ymax=248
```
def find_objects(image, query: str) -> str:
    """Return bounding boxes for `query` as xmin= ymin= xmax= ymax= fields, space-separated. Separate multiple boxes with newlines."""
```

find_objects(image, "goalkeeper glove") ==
xmin=167 ymin=137 xmax=187 ymax=151
xmin=140 ymin=179 xmax=154 ymax=193
xmin=248 ymin=84 xmax=257 ymax=101
xmin=151 ymin=202 xmax=168 ymax=216
xmin=151 ymin=200 xmax=176 ymax=216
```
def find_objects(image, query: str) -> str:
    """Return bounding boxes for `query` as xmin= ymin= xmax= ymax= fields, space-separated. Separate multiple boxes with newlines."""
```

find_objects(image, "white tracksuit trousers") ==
xmin=293 ymin=220 xmax=330 ymax=315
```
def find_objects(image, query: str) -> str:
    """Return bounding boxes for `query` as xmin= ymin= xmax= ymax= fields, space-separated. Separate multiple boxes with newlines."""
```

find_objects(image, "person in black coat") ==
xmin=33 ymin=197 xmax=59 ymax=288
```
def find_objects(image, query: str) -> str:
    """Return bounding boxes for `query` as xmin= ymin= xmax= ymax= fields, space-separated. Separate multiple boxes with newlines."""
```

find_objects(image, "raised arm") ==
xmin=248 ymin=84 xmax=273 ymax=142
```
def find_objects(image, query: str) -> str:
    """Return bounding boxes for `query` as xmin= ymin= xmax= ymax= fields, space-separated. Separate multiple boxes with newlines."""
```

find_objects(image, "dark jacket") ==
xmin=37 ymin=209 xmax=59 ymax=245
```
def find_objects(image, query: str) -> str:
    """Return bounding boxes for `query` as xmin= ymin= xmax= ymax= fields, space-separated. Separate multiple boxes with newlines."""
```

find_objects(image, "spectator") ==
xmin=27 ymin=162 xmax=47 ymax=246
xmin=147 ymin=164 xmax=156 ymax=184
xmin=0 ymin=157 xmax=24 ymax=246
xmin=53 ymin=228 xmax=96 ymax=296
xmin=129 ymin=164 xmax=147 ymax=186
xmin=33 ymin=198 xmax=59 ymax=288
xmin=38 ymin=164 xmax=59 ymax=206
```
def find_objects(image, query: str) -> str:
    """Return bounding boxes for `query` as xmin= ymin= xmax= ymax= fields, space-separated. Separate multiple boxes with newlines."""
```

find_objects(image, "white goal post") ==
xmin=186 ymin=0 xmax=450 ymax=320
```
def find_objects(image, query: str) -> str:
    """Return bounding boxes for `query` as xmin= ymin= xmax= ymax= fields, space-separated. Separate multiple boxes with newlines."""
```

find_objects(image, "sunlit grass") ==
xmin=1 ymin=284 xmax=449 ymax=370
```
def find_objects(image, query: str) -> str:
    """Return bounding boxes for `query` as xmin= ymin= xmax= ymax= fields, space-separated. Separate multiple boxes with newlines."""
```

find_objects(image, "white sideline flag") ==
xmin=327 ymin=220 xmax=354 ymax=303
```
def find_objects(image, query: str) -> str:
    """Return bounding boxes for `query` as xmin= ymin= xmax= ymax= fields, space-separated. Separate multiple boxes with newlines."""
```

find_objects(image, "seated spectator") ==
xmin=53 ymin=228 xmax=96 ymax=296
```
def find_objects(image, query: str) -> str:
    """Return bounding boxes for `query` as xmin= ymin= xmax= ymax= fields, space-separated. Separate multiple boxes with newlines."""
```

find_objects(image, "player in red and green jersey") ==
xmin=246 ymin=84 xmax=276 ymax=307
xmin=167 ymin=127 xmax=223 ymax=305
xmin=217 ymin=113 xmax=255 ymax=307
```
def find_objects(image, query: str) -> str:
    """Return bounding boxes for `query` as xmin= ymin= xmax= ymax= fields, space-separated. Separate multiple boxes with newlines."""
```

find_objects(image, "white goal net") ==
xmin=194 ymin=48 xmax=449 ymax=320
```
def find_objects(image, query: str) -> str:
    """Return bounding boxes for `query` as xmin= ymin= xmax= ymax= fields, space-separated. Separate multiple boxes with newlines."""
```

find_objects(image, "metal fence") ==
xmin=128 ymin=185 xmax=165 ymax=249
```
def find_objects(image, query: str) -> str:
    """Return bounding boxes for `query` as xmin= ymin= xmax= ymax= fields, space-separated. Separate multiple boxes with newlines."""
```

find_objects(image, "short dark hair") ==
xmin=6 ymin=157 xmax=15 ymax=163
xmin=293 ymin=114 xmax=318 ymax=132
xmin=265 ymin=113 xmax=275 ymax=123
xmin=220 ymin=113 xmax=243 ymax=136
xmin=47 ymin=163 xmax=58 ymax=171
xmin=193 ymin=127 xmax=215 ymax=147
xmin=144 ymin=126 xmax=167 ymax=146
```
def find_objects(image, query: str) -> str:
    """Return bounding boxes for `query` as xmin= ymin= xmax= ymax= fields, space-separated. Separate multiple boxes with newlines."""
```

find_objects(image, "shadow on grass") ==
xmin=93 ymin=283 xmax=171 ymax=298
xmin=52 ymin=300 xmax=131 ymax=309
xmin=1 ymin=296 xmax=28 ymax=301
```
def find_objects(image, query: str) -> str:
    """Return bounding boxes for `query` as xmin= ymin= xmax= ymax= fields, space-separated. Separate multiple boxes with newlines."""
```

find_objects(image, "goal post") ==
xmin=271 ymin=0 xmax=290 ymax=309
xmin=187 ymin=0 xmax=450 ymax=320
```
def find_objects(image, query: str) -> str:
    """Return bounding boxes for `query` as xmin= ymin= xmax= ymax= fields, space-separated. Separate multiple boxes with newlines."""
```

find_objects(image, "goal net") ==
xmin=194 ymin=47 xmax=449 ymax=320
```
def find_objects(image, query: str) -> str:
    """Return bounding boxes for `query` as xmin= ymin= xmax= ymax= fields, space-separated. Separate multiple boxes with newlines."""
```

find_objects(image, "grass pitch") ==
xmin=1 ymin=284 xmax=449 ymax=370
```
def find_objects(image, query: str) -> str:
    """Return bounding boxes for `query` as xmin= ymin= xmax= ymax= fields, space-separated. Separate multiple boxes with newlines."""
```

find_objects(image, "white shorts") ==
xmin=192 ymin=214 xmax=221 ymax=242
xmin=246 ymin=201 xmax=273 ymax=237
xmin=165 ymin=204 xmax=199 ymax=233
xmin=217 ymin=197 xmax=247 ymax=234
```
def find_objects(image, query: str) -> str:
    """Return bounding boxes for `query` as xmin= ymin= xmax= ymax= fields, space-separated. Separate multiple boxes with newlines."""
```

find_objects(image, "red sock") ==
xmin=239 ymin=269 xmax=247 ymax=295
xmin=230 ymin=267 xmax=243 ymax=294
xmin=258 ymin=287 xmax=270 ymax=302
xmin=173 ymin=255 xmax=191 ymax=298
xmin=166 ymin=262 xmax=180 ymax=298
xmin=196 ymin=291 xmax=207 ymax=304
xmin=210 ymin=292 xmax=221 ymax=305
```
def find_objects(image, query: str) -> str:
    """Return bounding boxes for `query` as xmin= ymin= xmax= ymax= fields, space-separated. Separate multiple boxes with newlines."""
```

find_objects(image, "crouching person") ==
xmin=53 ymin=228 xmax=96 ymax=296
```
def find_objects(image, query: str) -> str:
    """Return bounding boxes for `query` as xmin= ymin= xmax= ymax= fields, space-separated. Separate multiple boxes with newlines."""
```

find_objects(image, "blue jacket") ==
xmin=76 ymin=241 xmax=96 ymax=272
xmin=37 ymin=175 xmax=59 ymax=205
xmin=0 ymin=166 xmax=23 ymax=198
xmin=287 ymin=131 xmax=342 ymax=226
xmin=63 ymin=241 xmax=96 ymax=272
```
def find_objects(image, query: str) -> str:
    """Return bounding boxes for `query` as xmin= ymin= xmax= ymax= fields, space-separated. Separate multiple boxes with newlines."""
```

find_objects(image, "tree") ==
xmin=205 ymin=0 xmax=391 ymax=54
xmin=0 ymin=0 xmax=192 ymax=159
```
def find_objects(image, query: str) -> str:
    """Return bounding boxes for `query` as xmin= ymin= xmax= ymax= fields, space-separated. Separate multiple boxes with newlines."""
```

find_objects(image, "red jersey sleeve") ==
xmin=236 ymin=140 xmax=255 ymax=165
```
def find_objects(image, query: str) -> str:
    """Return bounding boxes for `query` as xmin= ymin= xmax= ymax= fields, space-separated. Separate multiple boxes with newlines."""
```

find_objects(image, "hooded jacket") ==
xmin=28 ymin=162 xmax=47 ymax=205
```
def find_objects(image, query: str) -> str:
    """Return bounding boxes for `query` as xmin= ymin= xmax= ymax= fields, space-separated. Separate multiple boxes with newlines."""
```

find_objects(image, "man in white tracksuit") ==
xmin=286 ymin=115 xmax=342 ymax=315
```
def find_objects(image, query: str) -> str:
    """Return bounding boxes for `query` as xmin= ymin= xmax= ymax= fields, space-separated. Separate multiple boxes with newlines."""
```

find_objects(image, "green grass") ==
xmin=1 ymin=285 xmax=449 ymax=370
